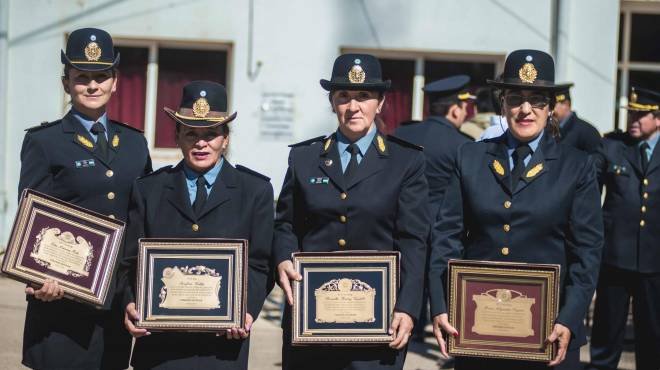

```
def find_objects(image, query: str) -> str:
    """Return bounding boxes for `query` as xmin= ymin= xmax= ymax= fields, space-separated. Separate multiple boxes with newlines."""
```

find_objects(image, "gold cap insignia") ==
xmin=324 ymin=138 xmax=332 ymax=151
xmin=630 ymin=90 xmax=638 ymax=103
xmin=518 ymin=63 xmax=538 ymax=84
xmin=526 ymin=163 xmax=544 ymax=178
xmin=84 ymin=42 xmax=102 ymax=62
xmin=192 ymin=98 xmax=211 ymax=118
xmin=493 ymin=160 xmax=505 ymax=176
xmin=348 ymin=65 xmax=366 ymax=84
xmin=377 ymin=135 xmax=386 ymax=153
xmin=77 ymin=134 xmax=94 ymax=149
xmin=556 ymin=94 xmax=566 ymax=102
xmin=112 ymin=134 xmax=119 ymax=148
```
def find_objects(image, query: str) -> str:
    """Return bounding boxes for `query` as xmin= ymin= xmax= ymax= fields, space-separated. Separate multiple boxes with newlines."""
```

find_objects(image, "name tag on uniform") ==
xmin=309 ymin=177 xmax=330 ymax=185
xmin=75 ymin=159 xmax=96 ymax=168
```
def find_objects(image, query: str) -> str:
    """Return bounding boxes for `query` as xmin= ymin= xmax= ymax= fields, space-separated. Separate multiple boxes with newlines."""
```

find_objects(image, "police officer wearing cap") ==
xmin=429 ymin=50 xmax=603 ymax=370
xmin=394 ymin=75 xmax=475 ymax=219
xmin=552 ymin=83 xmax=601 ymax=153
xmin=120 ymin=81 xmax=273 ymax=369
xmin=18 ymin=27 xmax=152 ymax=370
xmin=587 ymin=87 xmax=660 ymax=370
xmin=274 ymin=53 xmax=429 ymax=370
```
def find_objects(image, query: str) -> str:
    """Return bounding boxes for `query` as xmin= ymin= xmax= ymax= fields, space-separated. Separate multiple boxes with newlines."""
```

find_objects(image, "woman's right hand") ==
xmin=432 ymin=313 xmax=459 ymax=358
xmin=277 ymin=260 xmax=302 ymax=305
xmin=124 ymin=302 xmax=150 ymax=338
xmin=25 ymin=279 xmax=64 ymax=302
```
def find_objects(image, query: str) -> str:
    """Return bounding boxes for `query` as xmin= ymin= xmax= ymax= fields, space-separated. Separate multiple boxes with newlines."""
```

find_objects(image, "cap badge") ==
xmin=526 ymin=163 xmax=544 ymax=178
xmin=348 ymin=65 xmax=366 ymax=84
xmin=84 ymin=42 xmax=102 ymax=62
xmin=630 ymin=91 xmax=638 ymax=103
xmin=192 ymin=98 xmax=211 ymax=118
xmin=518 ymin=63 xmax=538 ymax=84
xmin=492 ymin=159 xmax=505 ymax=176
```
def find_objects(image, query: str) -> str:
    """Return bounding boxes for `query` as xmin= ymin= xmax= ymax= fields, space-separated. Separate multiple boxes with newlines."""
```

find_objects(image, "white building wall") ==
xmin=1 ymin=0 xmax=619 ymax=246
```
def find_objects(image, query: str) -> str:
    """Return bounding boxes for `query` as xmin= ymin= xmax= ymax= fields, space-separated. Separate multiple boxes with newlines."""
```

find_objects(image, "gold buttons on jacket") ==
xmin=643 ymin=178 xmax=649 ymax=186
xmin=340 ymin=215 xmax=347 ymax=223
xmin=108 ymin=214 xmax=115 ymax=219
xmin=106 ymin=170 xmax=114 ymax=178
xmin=340 ymin=192 xmax=348 ymax=200
xmin=642 ymin=206 xmax=647 ymax=213
xmin=338 ymin=239 xmax=346 ymax=247
xmin=107 ymin=192 xmax=115 ymax=200
xmin=644 ymin=192 xmax=649 ymax=199
xmin=192 ymin=224 xmax=200 ymax=232
xmin=640 ymin=220 xmax=646 ymax=227
xmin=504 ymin=201 xmax=512 ymax=209
xmin=501 ymin=247 xmax=510 ymax=256
xmin=503 ymin=224 xmax=511 ymax=232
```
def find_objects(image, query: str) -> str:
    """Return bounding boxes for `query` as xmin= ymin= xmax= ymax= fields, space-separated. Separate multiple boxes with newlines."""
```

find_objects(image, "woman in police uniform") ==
xmin=121 ymin=81 xmax=274 ymax=370
xmin=18 ymin=28 xmax=152 ymax=370
xmin=274 ymin=53 xmax=429 ymax=370
xmin=428 ymin=50 xmax=603 ymax=370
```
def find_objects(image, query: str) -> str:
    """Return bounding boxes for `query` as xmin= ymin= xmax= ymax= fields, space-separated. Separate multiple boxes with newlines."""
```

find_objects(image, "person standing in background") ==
xmin=553 ymin=83 xmax=601 ymax=153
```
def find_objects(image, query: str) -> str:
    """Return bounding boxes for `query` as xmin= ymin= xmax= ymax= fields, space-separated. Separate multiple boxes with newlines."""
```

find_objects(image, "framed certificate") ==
xmin=135 ymin=238 xmax=247 ymax=332
xmin=1 ymin=189 xmax=125 ymax=307
xmin=291 ymin=251 xmax=399 ymax=345
xmin=447 ymin=260 xmax=560 ymax=362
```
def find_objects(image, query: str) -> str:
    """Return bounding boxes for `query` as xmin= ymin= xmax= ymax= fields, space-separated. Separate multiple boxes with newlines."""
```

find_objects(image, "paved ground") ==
xmin=0 ymin=277 xmax=636 ymax=370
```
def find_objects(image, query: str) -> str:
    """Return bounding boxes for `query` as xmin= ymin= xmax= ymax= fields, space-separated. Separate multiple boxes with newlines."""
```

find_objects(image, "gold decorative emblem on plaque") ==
xmin=377 ymin=135 xmax=386 ymax=153
xmin=159 ymin=265 xmax=222 ymax=310
xmin=112 ymin=134 xmax=119 ymax=148
xmin=324 ymin=138 xmax=332 ymax=151
xmin=493 ymin=160 xmax=505 ymax=176
xmin=77 ymin=134 xmax=94 ymax=149
xmin=526 ymin=163 xmax=543 ymax=178
xmin=314 ymin=278 xmax=376 ymax=323
xmin=518 ymin=63 xmax=538 ymax=84
xmin=84 ymin=42 xmax=102 ymax=62
xmin=192 ymin=98 xmax=211 ymax=118
xmin=30 ymin=227 xmax=94 ymax=278
xmin=348 ymin=65 xmax=366 ymax=84
xmin=472 ymin=289 xmax=535 ymax=338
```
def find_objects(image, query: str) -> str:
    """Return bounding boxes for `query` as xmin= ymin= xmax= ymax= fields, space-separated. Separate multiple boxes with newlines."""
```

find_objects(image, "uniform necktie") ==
xmin=640 ymin=142 xmax=650 ymax=173
xmin=193 ymin=175 xmax=207 ymax=216
xmin=511 ymin=144 xmax=532 ymax=191
xmin=344 ymin=144 xmax=360 ymax=183
xmin=91 ymin=122 xmax=108 ymax=160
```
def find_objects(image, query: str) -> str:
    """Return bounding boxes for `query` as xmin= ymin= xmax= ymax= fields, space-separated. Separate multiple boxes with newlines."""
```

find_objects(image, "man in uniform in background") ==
xmin=588 ymin=87 xmax=660 ymax=370
xmin=553 ymin=83 xmax=601 ymax=153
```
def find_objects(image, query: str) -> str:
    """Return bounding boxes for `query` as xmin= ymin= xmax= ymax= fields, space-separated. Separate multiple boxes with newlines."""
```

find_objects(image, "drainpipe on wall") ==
xmin=0 ymin=0 xmax=9 ymax=252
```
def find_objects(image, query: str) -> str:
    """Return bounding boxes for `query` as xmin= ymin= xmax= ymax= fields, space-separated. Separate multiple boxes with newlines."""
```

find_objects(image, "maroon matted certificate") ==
xmin=447 ymin=260 xmax=560 ymax=362
xmin=1 ymin=189 xmax=125 ymax=307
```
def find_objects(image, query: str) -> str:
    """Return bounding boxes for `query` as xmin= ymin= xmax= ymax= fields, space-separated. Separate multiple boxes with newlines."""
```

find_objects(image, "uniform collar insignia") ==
xmin=77 ymin=134 xmax=94 ymax=149
xmin=375 ymin=134 xmax=387 ymax=155
xmin=322 ymin=137 xmax=333 ymax=154
xmin=526 ymin=163 xmax=544 ymax=179
xmin=112 ymin=134 xmax=119 ymax=148
xmin=492 ymin=159 xmax=505 ymax=176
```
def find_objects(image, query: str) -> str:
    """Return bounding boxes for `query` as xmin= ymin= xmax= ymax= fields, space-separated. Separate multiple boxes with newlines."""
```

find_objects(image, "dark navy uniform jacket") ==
xmin=429 ymin=133 xmax=603 ymax=348
xmin=559 ymin=111 xmax=601 ymax=154
xmin=120 ymin=160 xmax=274 ymax=369
xmin=273 ymin=132 xmax=429 ymax=319
xmin=18 ymin=111 xmax=151 ymax=369
xmin=595 ymin=132 xmax=660 ymax=273
xmin=394 ymin=116 xmax=472 ymax=218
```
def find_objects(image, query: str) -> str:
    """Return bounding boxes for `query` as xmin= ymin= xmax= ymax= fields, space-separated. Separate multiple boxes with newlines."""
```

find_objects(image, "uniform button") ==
xmin=338 ymin=239 xmax=346 ymax=247
xmin=339 ymin=215 xmax=347 ymax=223
xmin=192 ymin=224 xmax=200 ymax=232
xmin=107 ymin=192 xmax=115 ymax=200
xmin=644 ymin=192 xmax=649 ymax=199
xmin=504 ymin=201 xmax=512 ymax=209
xmin=106 ymin=170 xmax=114 ymax=178
xmin=643 ymin=178 xmax=649 ymax=186
xmin=501 ymin=247 xmax=509 ymax=256
xmin=640 ymin=220 xmax=645 ymax=227
xmin=503 ymin=224 xmax=510 ymax=232
xmin=340 ymin=193 xmax=348 ymax=200
xmin=108 ymin=214 xmax=115 ymax=219
xmin=641 ymin=206 xmax=647 ymax=213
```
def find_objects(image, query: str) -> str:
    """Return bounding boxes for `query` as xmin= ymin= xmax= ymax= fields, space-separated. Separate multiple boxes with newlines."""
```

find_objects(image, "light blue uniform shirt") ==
xmin=182 ymin=158 xmax=224 ymax=204
xmin=336 ymin=125 xmax=377 ymax=173
xmin=71 ymin=108 xmax=108 ymax=142
xmin=505 ymin=130 xmax=544 ymax=169
xmin=640 ymin=133 xmax=659 ymax=162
